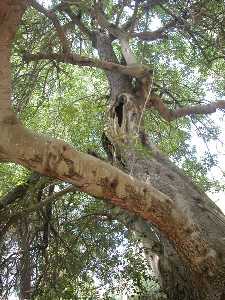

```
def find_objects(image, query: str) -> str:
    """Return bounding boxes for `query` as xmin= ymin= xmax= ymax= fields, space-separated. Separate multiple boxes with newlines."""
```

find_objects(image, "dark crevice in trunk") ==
xmin=115 ymin=95 xmax=124 ymax=127
xmin=96 ymin=29 xmax=225 ymax=300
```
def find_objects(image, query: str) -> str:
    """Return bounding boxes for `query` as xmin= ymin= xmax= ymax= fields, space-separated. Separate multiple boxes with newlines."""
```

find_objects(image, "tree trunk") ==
xmin=96 ymin=32 xmax=225 ymax=300
xmin=0 ymin=3 xmax=225 ymax=300
xmin=18 ymin=218 xmax=32 ymax=300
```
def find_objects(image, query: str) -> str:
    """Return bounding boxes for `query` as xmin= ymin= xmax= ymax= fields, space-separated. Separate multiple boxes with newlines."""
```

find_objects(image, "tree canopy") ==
xmin=0 ymin=0 xmax=225 ymax=299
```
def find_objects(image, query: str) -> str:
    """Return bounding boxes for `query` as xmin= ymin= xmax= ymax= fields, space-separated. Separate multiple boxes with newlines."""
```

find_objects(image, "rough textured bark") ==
xmin=106 ymin=94 xmax=225 ymax=299
xmin=96 ymin=31 xmax=225 ymax=300
xmin=0 ymin=1 xmax=225 ymax=300
xmin=106 ymin=76 xmax=225 ymax=300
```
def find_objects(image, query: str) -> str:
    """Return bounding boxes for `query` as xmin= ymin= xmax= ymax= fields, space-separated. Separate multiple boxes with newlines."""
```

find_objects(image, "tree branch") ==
xmin=30 ymin=0 xmax=70 ymax=53
xmin=0 ymin=110 xmax=219 ymax=274
xmin=62 ymin=5 xmax=96 ymax=46
xmin=115 ymin=1 xmax=125 ymax=27
xmin=149 ymin=95 xmax=225 ymax=121
xmin=23 ymin=51 xmax=150 ymax=78
xmin=93 ymin=2 xmax=126 ymax=39
xmin=119 ymin=37 xmax=138 ymax=64
xmin=0 ymin=0 xmax=27 ymax=112
xmin=92 ymin=3 xmax=142 ymax=65
xmin=93 ymin=2 xmax=137 ymax=64
xmin=127 ymin=0 xmax=140 ymax=35
xmin=0 ymin=172 xmax=40 ymax=209
xmin=132 ymin=19 xmax=177 ymax=41
xmin=159 ymin=3 xmax=208 ymax=59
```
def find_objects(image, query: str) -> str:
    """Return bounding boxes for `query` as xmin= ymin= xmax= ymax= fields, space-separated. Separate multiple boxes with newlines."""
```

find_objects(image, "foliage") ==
xmin=1 ymin=0 xmax=225 ymax=299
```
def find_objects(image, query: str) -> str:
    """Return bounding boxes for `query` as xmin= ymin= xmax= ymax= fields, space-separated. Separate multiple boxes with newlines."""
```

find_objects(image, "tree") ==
xmin=0 ymin=0 xmax=225 ymax=299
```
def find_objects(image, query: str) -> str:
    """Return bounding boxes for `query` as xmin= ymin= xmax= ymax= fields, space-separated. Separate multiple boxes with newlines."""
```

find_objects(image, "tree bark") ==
xmin=0 ymin=2 xmax=225 ymax=300
xmin=106 ymin=85 xmax=225 ymax=300
xmin=96 ymin=32 xmax=225 ymax=300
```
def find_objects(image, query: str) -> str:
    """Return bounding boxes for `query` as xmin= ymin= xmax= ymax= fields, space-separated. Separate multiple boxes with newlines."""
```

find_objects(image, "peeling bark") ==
xmin=106 ymin=86 xmax=225 ymax=299
xmin=94 ymin=26 xmax=225 ymax=299
xmin=0 ymin=1 xmax=225 ymax=299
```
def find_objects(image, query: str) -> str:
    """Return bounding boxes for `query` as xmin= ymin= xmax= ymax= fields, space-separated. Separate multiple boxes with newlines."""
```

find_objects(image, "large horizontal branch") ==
xmin=0 ymin=114 xmax=173 ymax=223
xmin=0 ymin=110 xmax=218 ymax=275
xmin=149 ymin=95 xmax=225 ymax=121
xmin=23 ymin=52 xmax=150 ymax=78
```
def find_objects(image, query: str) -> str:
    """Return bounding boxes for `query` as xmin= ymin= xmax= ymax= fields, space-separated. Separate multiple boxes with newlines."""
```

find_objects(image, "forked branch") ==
xmin=62 ymin=5 xmax=96 ymax=45
xmin=132 ymin=19 xmax=177 ymax=41
xmin=30 ymin=0 xmax=70 ymax=53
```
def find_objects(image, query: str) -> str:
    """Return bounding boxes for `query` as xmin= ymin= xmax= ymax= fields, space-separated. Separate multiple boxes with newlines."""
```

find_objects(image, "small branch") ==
xmin=2 ymin=185 xmax=76 ymax=223
xmin=149 ymin=95 xmax=225 ymax=121
xmin=159 ymin=4 xmax=208 ymax=59
xmin=128 ymin=0 xmax=140 ymax=35
xmin=115 ymin=1 xmax=125 ymax=26
xmin=0 ymin=172 xmax=41 ymax=209
xmin=132 ymin=19 xmax=177 ymax=41
xmin=153 ymin=82 xmax=178 ymax=103
xmin=23 ymin=52 xmax=150 ymax=78
xmin=0 ymin=185 xmax=27 ymax=209
xmin=30 ymin=0 xmax=70 ymax=53
xmin=209 ymin=55 xmax=225 ymax=64
xmin=93 ymin=2 xmax=126 ymax=39
xmin=62 ymin=6 xmax=96 ymax=46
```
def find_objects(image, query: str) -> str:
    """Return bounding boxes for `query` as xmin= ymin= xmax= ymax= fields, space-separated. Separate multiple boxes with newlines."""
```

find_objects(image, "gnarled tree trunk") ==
xmin=97 ymin=32 xmax=225 ymax=300
xmin=0 ymin=1 xmax=225 ymax=299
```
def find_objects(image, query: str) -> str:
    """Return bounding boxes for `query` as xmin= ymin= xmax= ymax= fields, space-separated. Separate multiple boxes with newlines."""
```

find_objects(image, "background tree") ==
xmin=0 ymin=0 xmax=225 ymax=299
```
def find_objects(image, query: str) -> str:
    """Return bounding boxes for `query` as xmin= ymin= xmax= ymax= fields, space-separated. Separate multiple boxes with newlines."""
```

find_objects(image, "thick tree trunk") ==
xmin=0 ymin=3 xmax=225 ymax=300
xmin=96 ymin=33 xmax=225 ymax=300
xmin=107 ymin=92 xmax=225 ymax=300
xmin=106 ymin=82 xmax=225 ymax=300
